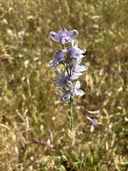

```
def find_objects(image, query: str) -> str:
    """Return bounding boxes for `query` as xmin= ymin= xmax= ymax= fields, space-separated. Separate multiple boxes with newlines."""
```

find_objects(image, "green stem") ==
xmin=61 ymin=43 xmax=73 ymax=130
xmin=68 ymin=97 xmax=73 ymax=130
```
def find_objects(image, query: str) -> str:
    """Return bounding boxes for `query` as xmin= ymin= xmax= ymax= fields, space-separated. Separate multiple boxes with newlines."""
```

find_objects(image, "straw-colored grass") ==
xmin=0 ymin=0 xmax=128 ymax=170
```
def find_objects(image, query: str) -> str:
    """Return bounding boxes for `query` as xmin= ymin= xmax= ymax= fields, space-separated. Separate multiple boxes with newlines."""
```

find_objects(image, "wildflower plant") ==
xmin=49 ymin=27 xmax=88 ymax=130
xmin=33 ymin=27 xmax=100 ymax=170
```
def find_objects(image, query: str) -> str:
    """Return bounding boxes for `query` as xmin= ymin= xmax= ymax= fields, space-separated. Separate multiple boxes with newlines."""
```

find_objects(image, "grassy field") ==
xmin=0 ymin=0 xmax=128 ymax=170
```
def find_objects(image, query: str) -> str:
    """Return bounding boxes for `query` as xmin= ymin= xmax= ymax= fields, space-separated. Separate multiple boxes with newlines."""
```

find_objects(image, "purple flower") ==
xmin=61 ymin=90 xmax=71 ymax=102
xmin=57 ymin=88 xmax=72 ymax=102
xmin=49 ymin=27 xmax=87 ymax=103
xmin=50 ymin=27 xmax=79 ymax=44
xmin=70 ymin=59 xmax=88 ymax=80
xmin=72 ymin=80 xmax=85 ymax=97
xmin=54 ymin=70 xmax=69 ymax=88
xmin=68 ymin=41 xmax=86 ymax=58
xmin=56 ymin=80 xmax=85 ymax=102
xmin=49 ymin=50 xmax=65 ymax=67
xmin=87 ymin=117 xmax=98 ymax=126
xmin=73 ymin=58 xmax=88 ymax=72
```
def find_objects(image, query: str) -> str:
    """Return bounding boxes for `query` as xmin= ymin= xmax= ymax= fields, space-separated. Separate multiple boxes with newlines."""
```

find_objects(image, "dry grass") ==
xmin=0 ymin=0 xmax=128 ymax=170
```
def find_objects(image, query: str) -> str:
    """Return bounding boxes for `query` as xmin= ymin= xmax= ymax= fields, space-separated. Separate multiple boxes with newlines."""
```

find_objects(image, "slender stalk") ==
xmin=62 ymin=43 xmax=73 ymax=130
xmin=68 ymin=97 xmax=73 ymax=130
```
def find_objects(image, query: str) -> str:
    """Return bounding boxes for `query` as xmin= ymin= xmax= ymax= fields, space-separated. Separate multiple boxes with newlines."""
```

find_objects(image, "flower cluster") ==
xmin=49 ymin=27 xmax=87 ymax=102
xmin=49 ymin=27 xmax=99 ymax=127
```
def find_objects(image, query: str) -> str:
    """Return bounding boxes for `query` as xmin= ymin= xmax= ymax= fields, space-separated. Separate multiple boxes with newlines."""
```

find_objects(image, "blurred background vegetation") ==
xmin=0 ymin=0 xmax=128 ymax=170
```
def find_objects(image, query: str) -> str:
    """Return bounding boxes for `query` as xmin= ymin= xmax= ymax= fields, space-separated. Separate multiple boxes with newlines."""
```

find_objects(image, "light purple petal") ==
xmin=87 ymin=117 xmax=98 ymax=126
xmin=54 ymin=50 xmax=65 ymax=59
xmin=52 ymin=50 xmax=65 ymax=66
xmin=88 ymin=110 xmax=100 ymax=115
xmin=58 ymin=27 xmax=70 ymax=44
xmin=72 ymin=89 xmax=85 ymax=97
xmin=50 ymin=31 xmax=60 ymax=42
xmin=68 ymin=44 xmax=86 ymax=58
xmin=75 ymin=65 xmax=88 ymax=73
xmin=76 ymin=58 xmax=82 ymax=64
xmin=50 ymin=27 xmax=79 ymax=44
xmin=54 ymin=70 xmax=69 ymax=88
xmin=74 ymin=80 xmax=80 ymax=89
xmin=58 ymin=27 xmax=68 ymax=36
xmin=70 ymin=72 xmax=82 ymax=80
xmin=61 ymin=91 xmax=71 ymax=102
xmin=76 ymin=89 xmax=85 ymax=96
xmin=49 ymin=59 xmax=59 ymax=67
xmin=66 ymin=80 xmax=73 ymax=90
xmin=68 ymin=30 xmax=79 ymax=40
xmin=71 ymin=81 xmax=85 ymax=97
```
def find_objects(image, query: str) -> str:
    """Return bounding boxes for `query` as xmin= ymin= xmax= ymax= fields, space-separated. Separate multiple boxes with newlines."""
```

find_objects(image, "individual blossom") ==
xmin=49 ymin=50 xmax=66 ymax=67
xmin=70 ymin=58 xmax=88 ymax=80
xmin=61 ymin=81 xmax=73 ymax=102
xmin=67 ymin=41 xmax=86 ymax=59
xmin=87 ymin=116 xmax=98 ymax=126
xmin=87 ymin=110 xmax=100 ymax=126
xmin=54 ymin=70 xmax=69 ymax=88
xmin=56 ymin=82 xmax=72 ymax=102
xmin=61 ymin=41 xmax=86 ymax=59
xmin=50 ymin=27 xmax=79 ymax=44
xmin=61 ymin=90 xmax=72 ymax=102
xmin=57 ymin=80 xmax=85 ymax=102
